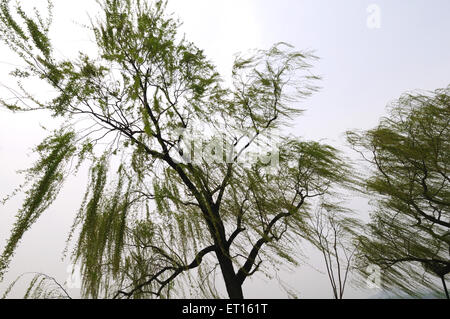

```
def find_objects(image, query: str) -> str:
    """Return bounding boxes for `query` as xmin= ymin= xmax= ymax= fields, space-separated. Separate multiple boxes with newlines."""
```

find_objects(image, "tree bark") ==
xmin=216 ymin=250 xmax=244 ymax=299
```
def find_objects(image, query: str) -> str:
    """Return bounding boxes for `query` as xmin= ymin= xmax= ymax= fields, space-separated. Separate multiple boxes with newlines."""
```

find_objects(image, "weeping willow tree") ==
xmin=347 ymin=87 xmax=450 ymax=299
xmin=0 ymin=0 xmax=355 ymax=299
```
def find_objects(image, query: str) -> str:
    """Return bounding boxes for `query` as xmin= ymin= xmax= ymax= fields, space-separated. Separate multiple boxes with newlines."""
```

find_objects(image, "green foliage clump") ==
xmin=0 ymin=130 xmax=76 ymax=281
xmin=348 ymin=86 xmax=450 ymax=297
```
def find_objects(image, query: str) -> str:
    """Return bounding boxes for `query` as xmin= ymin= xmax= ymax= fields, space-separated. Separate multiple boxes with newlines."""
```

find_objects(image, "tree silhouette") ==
xmin=310 ymin=203 xmax=361 ymax=299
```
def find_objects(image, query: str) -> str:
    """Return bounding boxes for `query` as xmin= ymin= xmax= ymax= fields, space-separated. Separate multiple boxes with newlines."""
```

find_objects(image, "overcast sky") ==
xmin=0 ymin=0 xmax=449 ymax=298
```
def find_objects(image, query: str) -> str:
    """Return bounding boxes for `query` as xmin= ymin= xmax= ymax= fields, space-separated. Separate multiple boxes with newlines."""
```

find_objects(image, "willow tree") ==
xmin=0 ymin=0 xmax=354 ymax=299
xmin=347 ymin=87 xmax=450 ymax=298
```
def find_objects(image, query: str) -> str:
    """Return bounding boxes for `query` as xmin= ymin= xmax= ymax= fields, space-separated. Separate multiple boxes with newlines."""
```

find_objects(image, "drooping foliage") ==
xmin=0 ymin=130 xmax=76 ymax=280
xmin=347 ymin=86 xmax=450 ymax=297
xmin=0 ymin=0 xmax=355 ymax=299
xmin=1 ymin=272 xmax=71 ymax=299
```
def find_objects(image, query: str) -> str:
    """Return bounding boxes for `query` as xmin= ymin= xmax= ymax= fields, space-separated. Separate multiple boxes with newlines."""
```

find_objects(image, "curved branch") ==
xmin=236 ymin=196 xmax=305 ymax=285
xmin=113 ymin=245 xmax=216 ymax=299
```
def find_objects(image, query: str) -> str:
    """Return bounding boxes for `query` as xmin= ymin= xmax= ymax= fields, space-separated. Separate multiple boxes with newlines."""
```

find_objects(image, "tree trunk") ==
xmin=204 ymin=205 xmax=244 ymax=299
xmin=441 ymin=275 xmax=449 ymax=299
xmin=216 ymin=250 xmax=244 ymax=299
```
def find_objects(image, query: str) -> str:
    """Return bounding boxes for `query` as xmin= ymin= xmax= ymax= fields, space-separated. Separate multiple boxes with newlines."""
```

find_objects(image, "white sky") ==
xmin=0 ymin=0 xmax=449 ymax=298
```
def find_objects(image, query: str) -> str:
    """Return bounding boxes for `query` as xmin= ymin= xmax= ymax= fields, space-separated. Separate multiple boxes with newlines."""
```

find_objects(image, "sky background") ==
xmin=0 ymin=0 xmax=449 ymax=298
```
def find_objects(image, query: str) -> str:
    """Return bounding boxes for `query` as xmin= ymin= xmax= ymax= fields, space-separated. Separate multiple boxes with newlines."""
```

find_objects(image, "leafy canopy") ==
xmin=0 ymin=0 xmax=354 ymax=299
xmin=348 ymin=86 xmax=450 ymax=297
